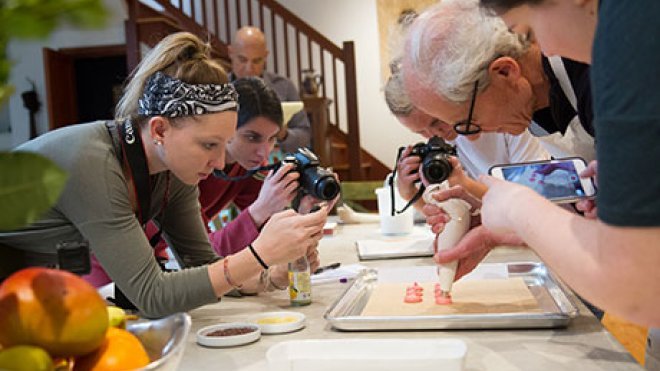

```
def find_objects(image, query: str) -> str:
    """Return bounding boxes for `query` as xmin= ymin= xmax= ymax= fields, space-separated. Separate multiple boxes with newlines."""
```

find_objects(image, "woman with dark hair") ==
xmin=198 ymin=77 xmax=296 ymax=257
xmin=195 ymin=76 xmax=323 ymax=290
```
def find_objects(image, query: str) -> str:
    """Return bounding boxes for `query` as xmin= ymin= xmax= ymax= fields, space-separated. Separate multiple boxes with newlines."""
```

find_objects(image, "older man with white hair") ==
xmin=401 ymin=0 xmax=595 ymax=162
xmin=384 ymin=70 xmax=549 ymax=205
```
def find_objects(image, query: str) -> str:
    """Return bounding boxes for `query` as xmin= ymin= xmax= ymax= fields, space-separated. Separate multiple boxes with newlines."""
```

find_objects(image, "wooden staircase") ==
xmin=328 ymin=125 xmax=390 ymax=182
xmin=124 ymin=0 xmax=390 ymax=181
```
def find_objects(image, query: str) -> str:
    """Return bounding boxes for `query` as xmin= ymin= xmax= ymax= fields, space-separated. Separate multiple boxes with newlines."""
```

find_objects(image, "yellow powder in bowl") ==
xmin=257 ymin=316 xmax=298 ymax=325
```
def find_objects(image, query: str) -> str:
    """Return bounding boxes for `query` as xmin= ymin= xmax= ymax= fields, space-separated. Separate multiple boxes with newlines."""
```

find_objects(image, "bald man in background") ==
xmin=229 ymin=26 xmax=311 ymax=153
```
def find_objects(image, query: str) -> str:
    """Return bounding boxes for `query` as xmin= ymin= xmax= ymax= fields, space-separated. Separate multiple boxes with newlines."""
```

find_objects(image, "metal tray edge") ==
xmin=325 ymin=262 xmax=579 ymax=331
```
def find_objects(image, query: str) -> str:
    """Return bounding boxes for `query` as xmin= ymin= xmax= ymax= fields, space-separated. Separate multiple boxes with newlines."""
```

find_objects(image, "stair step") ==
xmin=331 ymin=141 xmax=347 ymax=150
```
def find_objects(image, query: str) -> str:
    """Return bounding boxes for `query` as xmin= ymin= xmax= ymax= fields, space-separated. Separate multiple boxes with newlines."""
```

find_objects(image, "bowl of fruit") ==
xmin=0 ymin=267 xmax=191 ymax=371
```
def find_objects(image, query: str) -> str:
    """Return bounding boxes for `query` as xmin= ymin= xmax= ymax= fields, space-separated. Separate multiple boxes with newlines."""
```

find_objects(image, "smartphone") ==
xmin=488 ymin=157 xmax=596 ymax=203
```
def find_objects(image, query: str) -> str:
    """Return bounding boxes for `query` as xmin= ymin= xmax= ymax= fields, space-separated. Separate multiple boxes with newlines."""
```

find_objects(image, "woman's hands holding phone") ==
xmin=252 ymin=205 xmax=328 ymax=267
xmin=575 ymin=160 xmax=598 ymax=219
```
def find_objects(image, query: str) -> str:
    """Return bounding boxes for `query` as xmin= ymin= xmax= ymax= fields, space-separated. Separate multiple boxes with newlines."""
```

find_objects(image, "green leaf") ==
xmin=3 ymin=12 xmax=58 ymax=38
xmin=0 ymin=84 xmax=14 ymax=107
xmin=0 ymin=152 xmax=68 ymax=231
xmin=2 ymin=0 xmax=108 ymax=39
xmin=1 ymin=39 xmax=9 ymax=85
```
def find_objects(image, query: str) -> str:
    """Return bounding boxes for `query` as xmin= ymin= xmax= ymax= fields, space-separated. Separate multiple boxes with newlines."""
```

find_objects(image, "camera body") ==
xmin=408 ymin=136 xmax=457 ymax=184
xmin=276 ymin=148 xmax=340 ymax=201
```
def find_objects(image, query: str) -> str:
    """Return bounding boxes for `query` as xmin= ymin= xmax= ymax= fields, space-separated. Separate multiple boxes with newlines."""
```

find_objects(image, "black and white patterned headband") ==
xmin=138 ymin=71 xmax=238 ymax=117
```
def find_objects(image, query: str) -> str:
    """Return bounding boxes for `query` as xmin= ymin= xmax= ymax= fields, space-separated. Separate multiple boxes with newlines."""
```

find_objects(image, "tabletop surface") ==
xmin=179 ymin=220 xmax=642 ymax=371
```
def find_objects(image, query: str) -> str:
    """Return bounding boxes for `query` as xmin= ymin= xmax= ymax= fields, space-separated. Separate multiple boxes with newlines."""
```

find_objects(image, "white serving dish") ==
xmin=196 ymin=322 xmax=261 ymax=347
xmin=266 ymin=338 xmax=466 ymax=371
xmin=249 ymin=311 xmax=306 ymax=334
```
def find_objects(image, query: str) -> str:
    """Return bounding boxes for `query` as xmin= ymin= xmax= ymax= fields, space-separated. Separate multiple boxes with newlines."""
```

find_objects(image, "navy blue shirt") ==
xmin=533 ymin=57 xmax=593 ymax=137
xmin=592 ymin=0 xmax=660 ymax=226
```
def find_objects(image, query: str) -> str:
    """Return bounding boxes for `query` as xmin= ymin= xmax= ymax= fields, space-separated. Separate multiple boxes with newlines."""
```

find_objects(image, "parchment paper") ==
xmin=361 ymin=278 xmax=542 ymax=316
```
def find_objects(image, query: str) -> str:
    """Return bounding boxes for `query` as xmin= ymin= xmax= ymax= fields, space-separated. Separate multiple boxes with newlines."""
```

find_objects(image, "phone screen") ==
xmin=499 ymin=161 xmax=588 ymax=200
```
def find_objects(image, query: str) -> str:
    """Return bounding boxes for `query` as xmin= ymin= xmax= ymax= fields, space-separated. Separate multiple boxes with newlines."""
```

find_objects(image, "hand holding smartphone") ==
xmin=488 ymin=157 xmax=596 ymax=204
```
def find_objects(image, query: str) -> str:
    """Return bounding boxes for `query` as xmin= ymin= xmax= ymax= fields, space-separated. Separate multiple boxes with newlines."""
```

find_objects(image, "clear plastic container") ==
xmin=267 ymin=338 xmax=467 ymax=371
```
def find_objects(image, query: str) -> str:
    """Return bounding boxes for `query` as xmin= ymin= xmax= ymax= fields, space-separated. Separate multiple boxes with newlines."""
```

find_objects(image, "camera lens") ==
xmin=422 ymin=155 xmax=452 ymax=184
xmin=299 ymin=166 xmax=340 ymax=200
xmin=314 ymin=176 xmax=340 ymax=200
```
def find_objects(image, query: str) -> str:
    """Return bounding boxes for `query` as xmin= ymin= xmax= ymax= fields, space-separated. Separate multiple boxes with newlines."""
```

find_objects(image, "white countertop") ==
xmin=179 ymin=220 xmax=641 ymax=370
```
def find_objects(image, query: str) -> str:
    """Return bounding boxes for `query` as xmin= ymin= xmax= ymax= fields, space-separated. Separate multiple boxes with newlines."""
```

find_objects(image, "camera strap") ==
xmin=107 ymin=121 xmax=170 ymax=227
xmin=390 ymin=147 xmax=425 ymax=216
xmin=214 ymin=162 xmax=302 ymax=211
xmin=213 ymin=163 xmax=278 ymax=181
xmin=117 ymin=121 xmax=151 ymax=225
xmin=106 ymin=120 xmax=171 ymax=310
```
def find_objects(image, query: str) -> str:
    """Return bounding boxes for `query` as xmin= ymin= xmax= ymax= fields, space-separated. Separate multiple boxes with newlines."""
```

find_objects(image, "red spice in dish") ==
xmin=206 ymin=327 xmax=257 ymax=337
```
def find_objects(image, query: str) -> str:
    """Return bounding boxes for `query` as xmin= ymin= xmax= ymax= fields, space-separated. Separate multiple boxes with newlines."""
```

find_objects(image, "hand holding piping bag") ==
xmin=423 ymin=181 xmax=473 ymax=301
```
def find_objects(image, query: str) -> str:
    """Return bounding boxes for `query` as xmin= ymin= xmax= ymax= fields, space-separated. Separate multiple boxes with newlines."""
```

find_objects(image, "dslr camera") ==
xmin=408 ymin=136 xmax=457 ymax=184
xmin=275 ymin=148 xmax=340 ymax=201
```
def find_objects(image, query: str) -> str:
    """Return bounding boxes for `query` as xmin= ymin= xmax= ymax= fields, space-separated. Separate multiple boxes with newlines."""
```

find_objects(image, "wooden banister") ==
xmin=258 ymin=0 xmax=343 ymax=57
xmin=343 ymin=41 xmax=363 ymax=180
xmin=125 ymin=0 xmax=140 ymax=71
xmin=150 ymin=0 xmax=228 ymax=55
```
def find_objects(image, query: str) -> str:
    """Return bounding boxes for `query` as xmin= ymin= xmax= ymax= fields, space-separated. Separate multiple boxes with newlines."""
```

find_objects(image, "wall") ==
xmin=2 ymin=0 xmax=127 ymax=150
xmin=277 ymin=0 xmax=420 ymax=169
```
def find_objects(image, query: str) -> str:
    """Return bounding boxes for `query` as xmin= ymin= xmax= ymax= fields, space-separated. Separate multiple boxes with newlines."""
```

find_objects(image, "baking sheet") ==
xmin=324 ymin=262 xmax=578 ymax=330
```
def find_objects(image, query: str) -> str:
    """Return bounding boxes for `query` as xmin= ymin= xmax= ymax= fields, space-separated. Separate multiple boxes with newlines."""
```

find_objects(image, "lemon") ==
xmin=0 ymin=345 xmax=54 ymax=371
xmin=107 ymin=306 xmax=127 ymax=328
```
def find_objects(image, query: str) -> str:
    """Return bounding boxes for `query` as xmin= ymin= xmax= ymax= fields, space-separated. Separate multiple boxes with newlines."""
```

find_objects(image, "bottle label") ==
xmin=289 ymin=271 xmax=312 ymax=305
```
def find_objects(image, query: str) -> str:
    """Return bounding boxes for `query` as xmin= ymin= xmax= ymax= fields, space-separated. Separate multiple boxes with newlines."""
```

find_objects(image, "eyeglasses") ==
xmin=453 ymin=81 xmax=482 ymax=136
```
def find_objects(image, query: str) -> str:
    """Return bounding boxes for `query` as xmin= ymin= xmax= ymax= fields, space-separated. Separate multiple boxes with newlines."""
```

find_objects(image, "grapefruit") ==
xmin=0 ymin=267 xmax=109 ymax=357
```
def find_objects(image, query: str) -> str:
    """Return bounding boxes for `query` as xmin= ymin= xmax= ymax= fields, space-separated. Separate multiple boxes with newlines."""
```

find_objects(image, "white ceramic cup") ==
xmin=375 ymin=186 xmax=414 ymax=235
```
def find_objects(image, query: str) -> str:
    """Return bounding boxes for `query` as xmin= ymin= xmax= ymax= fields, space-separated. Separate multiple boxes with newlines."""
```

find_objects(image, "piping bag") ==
xmin=423 ymin=181 xmax=471 ymax=302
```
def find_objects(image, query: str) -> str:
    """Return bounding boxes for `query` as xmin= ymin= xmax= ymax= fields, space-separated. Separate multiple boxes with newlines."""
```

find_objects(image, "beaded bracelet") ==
xmin=268 ymin=274 xmax=288 ymax=291
xmin=223 ymin=256 xmax=242 ymax=289
xmin=248 ymin=243 xmax=269 ymax=270
xmin=260 ymin=269 xmax=288 ymax=292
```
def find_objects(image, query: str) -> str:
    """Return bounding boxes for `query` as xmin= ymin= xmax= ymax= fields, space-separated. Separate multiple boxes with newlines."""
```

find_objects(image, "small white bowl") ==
xmin=249 ymin=311 xmax=306 ymax=334
xmin=196 ymin=322 xmax=261 ymax=347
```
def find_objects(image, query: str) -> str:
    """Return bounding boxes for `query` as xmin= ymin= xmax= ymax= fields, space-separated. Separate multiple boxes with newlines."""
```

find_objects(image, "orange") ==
xmin=73 ymin=327 xmax=150 ymax=371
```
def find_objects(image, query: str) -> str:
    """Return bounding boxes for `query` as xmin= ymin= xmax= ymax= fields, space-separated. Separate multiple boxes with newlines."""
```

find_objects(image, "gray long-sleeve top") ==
xmin=0 ymin=121 xmax=219 ymax=318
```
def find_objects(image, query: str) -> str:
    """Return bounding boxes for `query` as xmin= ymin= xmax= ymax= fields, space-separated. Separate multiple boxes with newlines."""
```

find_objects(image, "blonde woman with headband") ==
xmin=0 ymin=32 xmax=329 ymax=318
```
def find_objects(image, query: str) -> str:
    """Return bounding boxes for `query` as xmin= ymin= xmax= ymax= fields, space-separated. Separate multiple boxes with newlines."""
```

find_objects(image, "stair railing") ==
xmin=125 ymin=0 xmax=364 ymax=180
